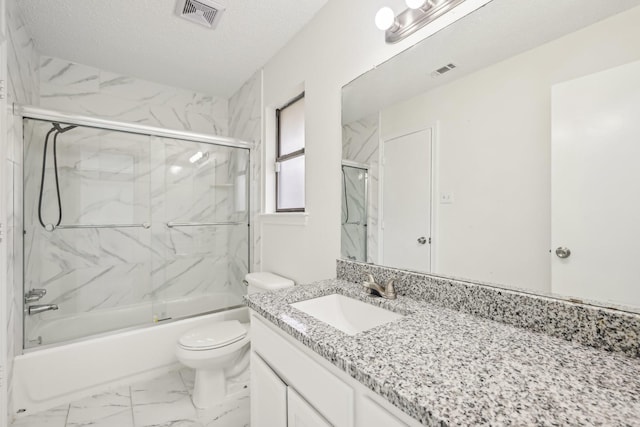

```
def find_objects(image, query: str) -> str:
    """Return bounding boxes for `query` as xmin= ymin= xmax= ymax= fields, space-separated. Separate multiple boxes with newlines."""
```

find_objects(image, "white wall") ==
xmin=259 ymin=0 xmax=491 ymax=284
xmin=379 ymin=6 xmax=640 ymax=292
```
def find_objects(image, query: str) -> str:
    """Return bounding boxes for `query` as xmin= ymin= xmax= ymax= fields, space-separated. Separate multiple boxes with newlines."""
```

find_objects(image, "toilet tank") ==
xmin=245 ymin=272 xmax=294 ymax=294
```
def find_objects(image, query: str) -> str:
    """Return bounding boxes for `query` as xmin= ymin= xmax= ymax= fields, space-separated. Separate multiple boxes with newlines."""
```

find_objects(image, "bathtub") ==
xmin=27 ymin=293 xmax=243 ymax=347
xmin=12 ymin=302 xmax=248 ymax=417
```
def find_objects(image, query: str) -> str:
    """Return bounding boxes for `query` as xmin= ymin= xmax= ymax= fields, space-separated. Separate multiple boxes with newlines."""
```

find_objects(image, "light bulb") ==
xmin=375 ymin=7 xmax=396 ymax=31
xmin=405 ymin=0 xmax=426 ymax=9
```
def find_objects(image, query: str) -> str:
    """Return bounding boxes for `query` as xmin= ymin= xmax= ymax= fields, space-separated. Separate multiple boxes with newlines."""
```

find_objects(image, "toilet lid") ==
xmin=178 ymin=320 xmax=247 ymax=350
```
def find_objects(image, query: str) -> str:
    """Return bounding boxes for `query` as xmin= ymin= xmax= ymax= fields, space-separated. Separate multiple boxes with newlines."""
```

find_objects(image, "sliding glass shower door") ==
xmin=23 ymin=118 xmax=249 ymax=349
xmin=150 ymin=136 xmax=249 ymax=322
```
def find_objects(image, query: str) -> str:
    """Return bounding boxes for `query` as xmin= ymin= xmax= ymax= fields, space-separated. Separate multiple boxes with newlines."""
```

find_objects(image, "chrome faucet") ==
xmin=25 ymin=288 xmax=47 ymax=303
xmin=28 ymin=304 xmax=58 ymax=315
xmin=362 ymin=274 xmax=397 ymax=300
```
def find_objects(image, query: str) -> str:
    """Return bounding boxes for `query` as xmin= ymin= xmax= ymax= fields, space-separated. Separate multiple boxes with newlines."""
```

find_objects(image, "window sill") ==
xmin=259 ymin=213 xmax=309 ymax=226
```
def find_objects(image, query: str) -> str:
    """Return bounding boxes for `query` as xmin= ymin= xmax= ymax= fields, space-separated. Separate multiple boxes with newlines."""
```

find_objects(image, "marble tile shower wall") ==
xmin=229 ymin=71 xmax=262 ymax=273
xmin=39 ymin=56 xmax=229 ymax=136
xmin=23 ymin=123 xmax=153 ymax=328
xmin=23 ymin=123 xmax=249 ymax=335
xmin=5 ymin=0 xmax=39 ymax=420
xmin=337 ymin=259 xmax=640 ymax=358
xmin=19 ymin=56 xmax=258 ymax=337
xmin=342 ymin=114 xmax=379 ymax=264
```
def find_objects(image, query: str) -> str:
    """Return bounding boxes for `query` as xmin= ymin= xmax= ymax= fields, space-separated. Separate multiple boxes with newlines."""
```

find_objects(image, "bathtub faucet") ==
xmin=28 ymin=304 xmax=59 ymax=315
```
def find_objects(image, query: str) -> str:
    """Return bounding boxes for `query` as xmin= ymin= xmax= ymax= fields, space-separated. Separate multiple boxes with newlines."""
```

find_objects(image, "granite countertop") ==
xmin=245 ymin=279 xmax=640 ymax=426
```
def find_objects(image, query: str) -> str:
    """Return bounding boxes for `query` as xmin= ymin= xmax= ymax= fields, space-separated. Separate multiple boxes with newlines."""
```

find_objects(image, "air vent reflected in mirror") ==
xmin=431 ymin=63 xmax=457 ymax=78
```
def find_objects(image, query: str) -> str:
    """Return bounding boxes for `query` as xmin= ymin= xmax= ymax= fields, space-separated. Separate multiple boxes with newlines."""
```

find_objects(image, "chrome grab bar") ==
xmin=48 ymin=222 xmax=151 ymax=231
xmin=45 ymin=221 xmax=247 ymax=231
xmin=166 ymin=221 xmax=245 ymax=228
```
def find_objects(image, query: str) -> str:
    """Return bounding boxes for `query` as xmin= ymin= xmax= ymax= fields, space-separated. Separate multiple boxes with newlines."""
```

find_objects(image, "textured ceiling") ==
xmin=18 ymin=0 xmax=328 ymax=97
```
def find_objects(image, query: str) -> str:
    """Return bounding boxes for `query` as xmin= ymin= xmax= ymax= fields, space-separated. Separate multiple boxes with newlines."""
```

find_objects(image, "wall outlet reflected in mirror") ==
xmin=439 ymin=192 xmax=454 ymax=204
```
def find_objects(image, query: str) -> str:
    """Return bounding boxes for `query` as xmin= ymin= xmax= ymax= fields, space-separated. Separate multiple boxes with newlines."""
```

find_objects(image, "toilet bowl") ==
xmin=176 ymin=320 xmax=250 ymax=408
xmin=176 ymin=272 xmax=294 ymax=408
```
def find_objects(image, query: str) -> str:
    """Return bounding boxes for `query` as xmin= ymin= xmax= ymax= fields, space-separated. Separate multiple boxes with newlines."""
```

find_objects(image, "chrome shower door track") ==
xmin=15 ymin=105 xmax=253 ymax=150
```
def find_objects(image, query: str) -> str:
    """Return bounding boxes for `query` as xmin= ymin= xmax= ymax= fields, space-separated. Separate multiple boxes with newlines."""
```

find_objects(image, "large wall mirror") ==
xmin=341 ymin=0 xmax=640 ymax=311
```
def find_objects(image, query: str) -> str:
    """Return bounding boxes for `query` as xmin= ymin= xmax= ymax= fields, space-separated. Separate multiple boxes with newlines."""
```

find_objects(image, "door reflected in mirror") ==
xmin=341 ymin=0 xmax=640 ymax=311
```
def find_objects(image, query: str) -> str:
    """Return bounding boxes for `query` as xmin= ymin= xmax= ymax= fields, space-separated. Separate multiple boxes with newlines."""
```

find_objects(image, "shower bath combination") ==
xmin=21 ymin=109 xmax=252 ymax=349
xmin=13 ymin=106 xmax=254 ymax=413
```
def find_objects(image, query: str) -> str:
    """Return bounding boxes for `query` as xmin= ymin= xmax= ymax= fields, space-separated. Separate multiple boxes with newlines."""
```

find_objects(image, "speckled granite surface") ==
xmin=245 ymin=279 xmax=640 ymax=426
xmin=337 ymin=259 xmax=640 ymax=358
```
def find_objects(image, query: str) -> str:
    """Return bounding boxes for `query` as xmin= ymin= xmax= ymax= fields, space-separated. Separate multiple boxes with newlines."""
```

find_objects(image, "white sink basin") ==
xmin=290 ymin=294 xmax=403 ymax=335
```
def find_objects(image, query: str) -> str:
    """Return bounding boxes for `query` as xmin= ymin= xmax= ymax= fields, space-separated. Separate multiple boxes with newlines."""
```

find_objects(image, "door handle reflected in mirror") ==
xmin=417 ymin=237 xmax=427 ymax=245
xmin=556 ymin=247 xmax=571 ymax=259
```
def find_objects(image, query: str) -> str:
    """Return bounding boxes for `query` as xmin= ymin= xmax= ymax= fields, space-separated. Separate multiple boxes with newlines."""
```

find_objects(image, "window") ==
xmin=276 ymin=93 xmax=305 ymax=212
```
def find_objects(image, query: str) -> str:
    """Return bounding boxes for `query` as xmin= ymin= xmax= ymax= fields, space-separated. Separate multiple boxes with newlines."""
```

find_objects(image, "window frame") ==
xmin=275 ymin=92 xmax=306 ymax=213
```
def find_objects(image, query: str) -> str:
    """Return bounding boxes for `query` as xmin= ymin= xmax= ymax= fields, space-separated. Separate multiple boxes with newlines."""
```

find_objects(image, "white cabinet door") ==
xmin=251 ymin=352 xmax=287 ymax=427
xmin=357 ymin=396 xmax=407 ymax=427
xmin=288 ymin=387 xmax=332 ymax=427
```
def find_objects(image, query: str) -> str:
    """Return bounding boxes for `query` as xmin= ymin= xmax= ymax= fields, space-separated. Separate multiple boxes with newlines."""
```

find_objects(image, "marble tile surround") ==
xmin=39 ymin=56 xmax=229 ymax=136
xmin=19 ymin=56 xmax=259 ymax=347
xmin=337 ymin=259 xmax=640 ymax=358
xmin=342 ymin=114 xmax=379 ymax=264
xmin=229 ymin=71 xmax=262 ymax=273
xmin=10 ymin=369 xmax=250 ymax=427
xmin=22 ymin=121 xmax=249 ymax=342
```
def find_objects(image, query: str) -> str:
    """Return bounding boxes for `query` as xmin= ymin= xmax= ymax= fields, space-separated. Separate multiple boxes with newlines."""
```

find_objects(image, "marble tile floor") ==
xmin=11 ymin=368 xmax=250 ymax=427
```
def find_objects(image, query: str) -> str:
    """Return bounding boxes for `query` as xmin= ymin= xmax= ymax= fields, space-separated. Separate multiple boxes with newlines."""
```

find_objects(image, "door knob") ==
xmin=555 ymin=247 xmax=571 ymax=259
xmin=417 ymin=237 xmax=427 ymax=245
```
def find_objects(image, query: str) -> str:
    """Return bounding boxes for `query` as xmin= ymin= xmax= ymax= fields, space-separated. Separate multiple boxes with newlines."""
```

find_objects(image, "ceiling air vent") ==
xmin=431 ymin=63 xmax=457 ymax=78
xmin=176 ymin=0 xmax=225 ymax=29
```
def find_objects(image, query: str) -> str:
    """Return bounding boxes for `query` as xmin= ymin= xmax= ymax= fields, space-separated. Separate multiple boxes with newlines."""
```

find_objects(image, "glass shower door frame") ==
xmin=19 ymin=106 xmax=253 ymax=350
xmin=341 ymin=161 xmax=369 ymax=263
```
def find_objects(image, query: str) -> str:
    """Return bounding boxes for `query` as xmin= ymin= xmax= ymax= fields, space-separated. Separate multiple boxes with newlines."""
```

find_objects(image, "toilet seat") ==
xmin=178 ymin=320 xmax=247 ymax=351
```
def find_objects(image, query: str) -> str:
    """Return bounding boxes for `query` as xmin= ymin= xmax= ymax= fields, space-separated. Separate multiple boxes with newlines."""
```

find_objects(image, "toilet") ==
xmin=176 ymin=272 xmax=294 ymax=408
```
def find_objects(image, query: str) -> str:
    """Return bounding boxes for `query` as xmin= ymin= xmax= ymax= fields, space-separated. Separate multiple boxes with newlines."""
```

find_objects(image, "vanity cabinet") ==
xmin=250 ymin=312 xmax=419 ymax=427
xmin=288 ymin=388 xmax=332 ymax=427
xmin=250 ymin=352 xmax=288 ymax=427
xmin=251 ymin=351 xmax=331 ymax=427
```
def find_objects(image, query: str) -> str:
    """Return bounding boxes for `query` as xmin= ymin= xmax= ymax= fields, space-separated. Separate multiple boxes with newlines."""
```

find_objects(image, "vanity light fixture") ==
xmin=376 ymin=0 xmax=467 ymax=44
